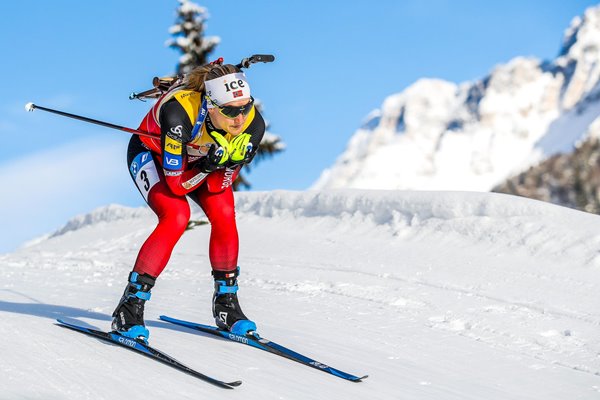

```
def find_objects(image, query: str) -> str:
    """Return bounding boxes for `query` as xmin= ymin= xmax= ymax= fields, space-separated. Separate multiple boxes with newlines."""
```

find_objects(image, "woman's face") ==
xmin=208 ymin=98 xmax=252 ymax=136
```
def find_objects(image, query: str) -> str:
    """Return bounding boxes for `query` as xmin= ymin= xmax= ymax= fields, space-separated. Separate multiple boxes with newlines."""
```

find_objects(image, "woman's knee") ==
xmin=208 ymin=203 xmax=236 ymax=226
xmin=150 ymin=193 xmax=190 ymax=234
xmin=161 ymin=206 xmax=190 ymax=233
xmin=200 ymin=188 xmax=236 ymax=224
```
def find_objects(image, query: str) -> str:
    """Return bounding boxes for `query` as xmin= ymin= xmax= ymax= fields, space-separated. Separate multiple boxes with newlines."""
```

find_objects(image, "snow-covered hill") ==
xmin=1 ymin=190 xmax=600 ymax=399
xmin=315 ymin=5 xmax=600 ymax=192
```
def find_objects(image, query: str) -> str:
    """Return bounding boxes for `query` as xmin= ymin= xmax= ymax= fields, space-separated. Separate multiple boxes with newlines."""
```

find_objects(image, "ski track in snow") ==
xmin=242 ymin=255 xmax=600 ymax=377
xmin=2 ymin=190 xmax=600 ymax=399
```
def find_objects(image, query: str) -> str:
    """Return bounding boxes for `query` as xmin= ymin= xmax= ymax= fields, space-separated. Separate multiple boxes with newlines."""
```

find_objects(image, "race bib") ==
xmin=130 ymin=152 xmax=160 ymax=202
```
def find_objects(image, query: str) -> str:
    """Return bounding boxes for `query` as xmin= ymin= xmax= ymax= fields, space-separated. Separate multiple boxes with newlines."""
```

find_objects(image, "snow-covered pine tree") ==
xmin=167 ymin=0 xmax=285 ymax=189
xmin=166 ymin=0 xmax=219 ymax=75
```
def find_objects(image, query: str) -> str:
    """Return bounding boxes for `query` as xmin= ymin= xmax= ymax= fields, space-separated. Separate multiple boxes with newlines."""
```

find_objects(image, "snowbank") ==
xmin=3 ymin=190 xmax=600 ymax=399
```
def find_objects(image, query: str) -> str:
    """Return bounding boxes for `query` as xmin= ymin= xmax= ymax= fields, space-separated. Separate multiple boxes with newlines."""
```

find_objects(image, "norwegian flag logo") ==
xmin=233 ymin=90 xmax=243 ymax=98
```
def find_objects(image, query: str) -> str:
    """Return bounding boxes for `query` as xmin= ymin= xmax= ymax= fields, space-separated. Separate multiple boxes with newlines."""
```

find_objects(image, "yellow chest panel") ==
xmin=186 ymin=126 xmax=236 ymax=160
xmin=186 ymin=106 xmax=256 ymax=161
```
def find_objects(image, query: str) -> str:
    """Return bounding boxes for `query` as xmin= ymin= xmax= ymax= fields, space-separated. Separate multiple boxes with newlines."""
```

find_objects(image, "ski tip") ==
xmin=158 ymin=315 xmax=175 ymax=323
xmin=353 ymin=375 xmax=369 ymax=382
xmin=55 ymin=319 xmax=82 ymax=332
xmin=55 ymin=319 xmax=86 ymax=331
xmin=25 ymin=102 xmax=36 ymax=112
xmin=227 ymin=380 xmax=243 ymax=388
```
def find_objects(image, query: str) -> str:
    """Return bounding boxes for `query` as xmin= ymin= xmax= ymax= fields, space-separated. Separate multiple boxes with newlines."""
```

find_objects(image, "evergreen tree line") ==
xmin=494 ymin=136 xmax=600 ymax=214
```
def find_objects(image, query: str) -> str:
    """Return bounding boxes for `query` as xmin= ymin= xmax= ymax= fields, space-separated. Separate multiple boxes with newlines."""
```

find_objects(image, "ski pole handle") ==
xmin=25 ymin=102 xmax=159 ymax=139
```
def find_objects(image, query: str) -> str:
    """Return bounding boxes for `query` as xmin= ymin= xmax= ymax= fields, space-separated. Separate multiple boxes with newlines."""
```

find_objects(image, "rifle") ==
xmin=25 ymin=54 xmax=275 ymax=138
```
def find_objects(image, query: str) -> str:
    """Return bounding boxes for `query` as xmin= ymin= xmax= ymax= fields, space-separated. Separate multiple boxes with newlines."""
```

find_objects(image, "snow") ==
xmin=534 ymin=82 xmax=600 ymax=157
xmin=2 ymin=190 xmax=600 ymax=399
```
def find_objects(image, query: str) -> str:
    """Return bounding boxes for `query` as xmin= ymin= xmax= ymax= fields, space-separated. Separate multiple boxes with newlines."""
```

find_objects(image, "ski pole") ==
xmin=24 ymin=102 xmax=159 ymax=139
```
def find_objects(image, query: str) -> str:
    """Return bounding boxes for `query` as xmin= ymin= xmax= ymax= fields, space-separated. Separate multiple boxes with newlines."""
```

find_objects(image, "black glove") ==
xmin=196 ymin=143 xmax=228 ymax=173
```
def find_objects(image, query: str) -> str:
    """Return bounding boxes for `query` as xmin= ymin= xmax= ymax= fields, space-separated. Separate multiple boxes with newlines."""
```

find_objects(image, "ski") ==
xmin=159 ymin=315 xmax=367 ymax=382
xmin=56 ymin=319 xmax=242 ymax=389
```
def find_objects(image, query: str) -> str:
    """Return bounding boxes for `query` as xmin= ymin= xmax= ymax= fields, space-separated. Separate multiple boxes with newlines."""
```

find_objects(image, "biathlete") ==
xmin=111 ymin=63 xmax=264 ymax=342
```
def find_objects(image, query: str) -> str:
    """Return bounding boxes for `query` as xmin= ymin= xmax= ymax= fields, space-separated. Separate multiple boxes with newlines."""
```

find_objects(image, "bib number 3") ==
xmin=130 ymin=152 xmax=160 ymax=201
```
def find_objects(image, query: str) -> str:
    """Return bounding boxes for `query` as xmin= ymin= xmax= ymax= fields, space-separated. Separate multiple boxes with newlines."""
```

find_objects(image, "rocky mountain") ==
xmin=314 ymin=5 xmax=600 ymax=199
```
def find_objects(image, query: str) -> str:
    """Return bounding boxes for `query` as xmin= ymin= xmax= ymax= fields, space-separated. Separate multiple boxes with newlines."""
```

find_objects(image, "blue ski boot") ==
xmin=111 ymin=271 xmax=156 ymax=343
xmin=212 ymin=268 xmax=257 ymax=335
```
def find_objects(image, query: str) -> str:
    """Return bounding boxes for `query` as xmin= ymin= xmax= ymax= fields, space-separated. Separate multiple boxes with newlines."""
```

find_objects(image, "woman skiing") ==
xmin=112 ymin=63 xmax=264 ymax=342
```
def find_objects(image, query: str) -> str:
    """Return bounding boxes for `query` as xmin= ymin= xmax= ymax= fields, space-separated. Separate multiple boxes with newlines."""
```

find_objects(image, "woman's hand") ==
xmin=229 ymin=133 xmax=255 ymax=165
xmin=197 ymin=132 xmax=230 ymax=172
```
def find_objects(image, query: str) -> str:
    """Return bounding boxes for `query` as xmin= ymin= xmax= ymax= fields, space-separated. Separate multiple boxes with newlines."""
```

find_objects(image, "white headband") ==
xmin=205 ymin=72 xmax=251 ymax=107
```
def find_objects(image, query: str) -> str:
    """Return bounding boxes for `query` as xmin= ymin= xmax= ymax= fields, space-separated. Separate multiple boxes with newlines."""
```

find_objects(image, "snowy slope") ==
xmin=1 ymin=190 xmax=600 ymax=399
xmin=315 ymin=5 xmax=600 ymax=192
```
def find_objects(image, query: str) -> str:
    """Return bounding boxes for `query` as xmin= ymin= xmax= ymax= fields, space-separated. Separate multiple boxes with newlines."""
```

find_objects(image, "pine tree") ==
xmin=166 ymin=0 xmax=285 ymax=189
xmin=166 ymin=0 xmax=219 ymax=75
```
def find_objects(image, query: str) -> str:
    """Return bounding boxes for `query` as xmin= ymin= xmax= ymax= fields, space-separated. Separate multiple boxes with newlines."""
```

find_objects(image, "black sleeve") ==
xmin=159 ymin=98 xmax=194 ymax=142
xmin=246 ymin=109 xmax=266 ymax=151
xmin=158 ymin=98 xmax=194 ymax=172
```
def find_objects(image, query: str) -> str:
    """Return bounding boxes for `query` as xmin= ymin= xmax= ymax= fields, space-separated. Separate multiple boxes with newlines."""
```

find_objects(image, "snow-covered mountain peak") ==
xmin=556 ymin=5 xmax=600 ymax=110
xmin=315 ymin=5 xmax=600 ymax=192
xmin=380 ymin=78 xmax=459 ymax=133
xmin=560 ymin=4 xmax=600 ymax=59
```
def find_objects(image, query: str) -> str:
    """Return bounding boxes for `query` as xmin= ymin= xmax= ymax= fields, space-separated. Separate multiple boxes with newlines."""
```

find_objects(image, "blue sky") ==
xmin=1 ymin=0 xmax=598 ymax=252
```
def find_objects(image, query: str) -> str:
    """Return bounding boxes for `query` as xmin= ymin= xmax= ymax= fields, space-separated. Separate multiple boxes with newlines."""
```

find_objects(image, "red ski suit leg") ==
xmin=133 ymin=179 xmax=238 ymax=277
xmin=133 ymin=179 xmax=190 ymax=277
xmin=191 ymin=185 xmax=239 ymax=272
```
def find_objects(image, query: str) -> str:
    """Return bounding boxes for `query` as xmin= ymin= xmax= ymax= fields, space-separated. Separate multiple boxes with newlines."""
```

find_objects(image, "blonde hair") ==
xmin=184 ymin=64 xmax=241 ymax=93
